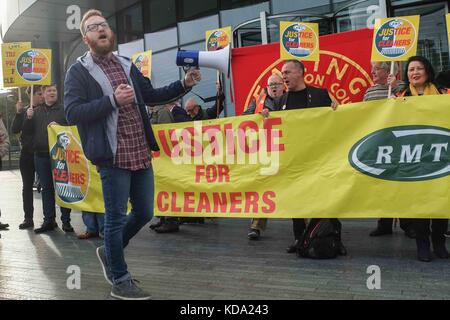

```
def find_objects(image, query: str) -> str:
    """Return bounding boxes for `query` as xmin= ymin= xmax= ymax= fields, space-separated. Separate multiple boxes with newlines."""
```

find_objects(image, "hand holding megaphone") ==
xmin=184 ymin=68 xmax=202 ymax=88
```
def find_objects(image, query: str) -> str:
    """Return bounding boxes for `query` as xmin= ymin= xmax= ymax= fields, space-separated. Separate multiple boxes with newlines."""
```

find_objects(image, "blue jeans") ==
xmin=99 ymin=166 xmax=154 ymax=284
xmin=34 ymin=154 xmax=71 ymax=225
xmin=82 ymin=211 xmax=105 ymax=235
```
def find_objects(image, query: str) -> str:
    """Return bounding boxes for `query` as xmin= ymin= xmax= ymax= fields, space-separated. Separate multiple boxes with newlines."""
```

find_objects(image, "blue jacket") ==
xmin=64 ymin=52 xmax=188 ymax=166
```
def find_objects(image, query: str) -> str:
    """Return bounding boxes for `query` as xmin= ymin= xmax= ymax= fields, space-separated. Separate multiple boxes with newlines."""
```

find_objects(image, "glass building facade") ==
xmin=110 ymin=0 xmax=449 ymax=116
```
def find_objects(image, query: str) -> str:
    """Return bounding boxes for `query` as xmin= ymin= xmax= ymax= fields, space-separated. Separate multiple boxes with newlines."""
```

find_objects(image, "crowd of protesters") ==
xmin=0 ymin=8 xmax=449 ymax=299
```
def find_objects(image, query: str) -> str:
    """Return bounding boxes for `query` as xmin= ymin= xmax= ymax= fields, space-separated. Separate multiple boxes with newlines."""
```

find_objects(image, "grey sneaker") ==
xmin=110 ymin=279 xmax=152 ymax=300
xmin=96 ymin=246 xmax=113 ymax=285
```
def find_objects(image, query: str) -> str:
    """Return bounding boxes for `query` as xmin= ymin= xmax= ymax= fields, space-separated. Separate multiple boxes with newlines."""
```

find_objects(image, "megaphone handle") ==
xmin=184 ymin=66 xmax=199 ymax=85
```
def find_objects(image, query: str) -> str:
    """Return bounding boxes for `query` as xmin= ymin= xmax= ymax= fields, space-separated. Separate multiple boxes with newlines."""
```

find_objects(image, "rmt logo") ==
xmin=349 ymin=126 xmax=450 ymax=181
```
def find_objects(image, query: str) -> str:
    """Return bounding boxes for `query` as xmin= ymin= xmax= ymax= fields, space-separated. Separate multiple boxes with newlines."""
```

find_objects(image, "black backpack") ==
xmin=297 ymin=219 xmax=341 ymax=259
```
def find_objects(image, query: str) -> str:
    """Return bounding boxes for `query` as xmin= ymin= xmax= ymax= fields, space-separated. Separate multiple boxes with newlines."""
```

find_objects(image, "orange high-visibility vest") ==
xmin=254 ymin=92 xmax=267 ymax=114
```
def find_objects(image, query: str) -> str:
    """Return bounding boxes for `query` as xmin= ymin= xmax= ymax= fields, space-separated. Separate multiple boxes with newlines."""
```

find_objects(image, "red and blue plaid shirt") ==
xmin=93 ymin=54 xmax=151 ymax=171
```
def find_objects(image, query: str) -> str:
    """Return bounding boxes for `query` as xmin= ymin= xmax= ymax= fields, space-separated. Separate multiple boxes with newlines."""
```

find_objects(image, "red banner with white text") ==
xmin=231 ymin=28 xmax=374 ymax=115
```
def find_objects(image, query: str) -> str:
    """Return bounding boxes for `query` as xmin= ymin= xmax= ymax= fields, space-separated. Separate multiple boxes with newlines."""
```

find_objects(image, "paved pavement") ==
xmin=0 ymin=170 xmax=449 ymax=300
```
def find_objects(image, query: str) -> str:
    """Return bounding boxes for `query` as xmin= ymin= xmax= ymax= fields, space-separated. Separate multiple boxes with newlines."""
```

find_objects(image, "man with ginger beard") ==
xmin=64 ymin=9 xmax=202 ymax=300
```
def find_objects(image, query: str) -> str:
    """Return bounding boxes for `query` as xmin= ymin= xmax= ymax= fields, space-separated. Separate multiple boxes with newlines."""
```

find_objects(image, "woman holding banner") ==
xmin=397 ymin=55 xmax=448 ymax=262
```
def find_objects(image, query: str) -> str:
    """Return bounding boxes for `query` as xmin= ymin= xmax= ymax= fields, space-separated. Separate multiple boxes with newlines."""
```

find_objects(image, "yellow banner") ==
xmin=132 ymin=50 xmax=152 ymax=79
xmin=279 ymin=22 xmax=319 ymax=61
xmin=48 ymin=125 xmax=104 ymax=213
xmin=1 ymin=42 xmax=32 ymax=88
xmin=49 ymin=96 xmax=450 ymax=218
xmin=371 ymin=16 xmax=420 ymax=61
xmin=205 ymin=27 xmax=232 ymax=51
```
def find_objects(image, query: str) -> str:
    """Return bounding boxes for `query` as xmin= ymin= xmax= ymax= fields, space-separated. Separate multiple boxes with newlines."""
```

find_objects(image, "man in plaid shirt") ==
xmin=64 ymin=9 xmax=201 ymax=300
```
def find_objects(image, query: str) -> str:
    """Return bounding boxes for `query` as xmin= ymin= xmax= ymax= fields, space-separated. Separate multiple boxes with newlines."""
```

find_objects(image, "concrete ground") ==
xmin=0 ymin=170 xmax=449 ymax=300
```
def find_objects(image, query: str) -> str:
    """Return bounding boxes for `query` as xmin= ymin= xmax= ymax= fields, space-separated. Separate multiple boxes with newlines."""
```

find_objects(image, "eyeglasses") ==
xmin=85 ymin=21 xmax=110 ymax=33
xmin=268 ymin=83 xmax=283 ymax=88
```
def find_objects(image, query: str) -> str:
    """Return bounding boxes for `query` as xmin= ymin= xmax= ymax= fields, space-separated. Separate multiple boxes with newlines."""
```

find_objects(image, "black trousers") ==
xmin=19 ymin=151 xmax=35 ymax=221
xmin=377 ymin=218 xmax=413 ymax=231
xmin=293 ymin=219 xmax=306 ymax=240
xmin=414 ymin=219 xmax=448 ymax=245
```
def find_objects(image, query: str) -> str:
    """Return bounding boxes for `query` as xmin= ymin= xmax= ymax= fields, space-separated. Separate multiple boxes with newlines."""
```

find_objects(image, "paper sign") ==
xmin=280 ymin=22 xmax=319 ymax=61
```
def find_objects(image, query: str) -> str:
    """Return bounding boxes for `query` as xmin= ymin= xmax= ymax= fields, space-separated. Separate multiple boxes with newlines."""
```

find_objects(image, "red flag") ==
xmin=231 ymin=28 xmax=374 ymax=115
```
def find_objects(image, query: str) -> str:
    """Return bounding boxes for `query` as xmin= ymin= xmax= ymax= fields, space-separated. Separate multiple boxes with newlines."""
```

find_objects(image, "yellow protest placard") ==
xmin=279 ymin=21 xmax=319 ymax=61
xmin=371 ymin=16 xmax=420 ymax=61
xmin=132 ymin=50 xmax=152 ymax=79
xmin=205 ymin=27 xmax=232 ymax=51
xmin=1 ymin=42 xmax=32 ymax=88
xmin=50 ymin=96 xmax=450 ymax=218
xmin=15 ymin=48 xmax=52 ymax=86
xmin=48 ymin=125 xmax=105 ymax=213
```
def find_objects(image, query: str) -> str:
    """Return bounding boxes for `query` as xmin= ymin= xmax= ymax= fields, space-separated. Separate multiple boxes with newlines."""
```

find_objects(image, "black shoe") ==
xmin=0 ymin=222 xmax=9 ymax=230
xmin=154 ymin=224 xmax=179 ymax=233
xmin=369 ymin=227 xmax=392 ymax=237
xmin=149 ymin=220 xmax=162 ymax=230
xmin=337 ymin=241 xmax=347 ymax=256
xmin=19 ymin=220 xmax=34 ymax=230
xmin=286 ymin=239 xmax=300 ymax=253
xmin=247 ymin=229 xmax=260 ymax=240
xmin=404 ymin=228 xmax=417 ymax=239
xmin=34 ymin=222 xmax=57 ymax=234
xmin=433 ymin=244 xmax=449 ymax=259
xmin=62 ymin=222 xmax=74 ymax=233
xmin=416 ymin=239 xmax=432 ymax=262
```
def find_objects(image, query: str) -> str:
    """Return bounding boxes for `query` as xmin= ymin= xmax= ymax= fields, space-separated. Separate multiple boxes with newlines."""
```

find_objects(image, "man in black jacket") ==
xmin=22 ymin=84 xmax=73 ymax=234
xmin=263 ymin=60 xmax=346 ymax=255
xmin=12 ymin=86 xmax=45 ymax=229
